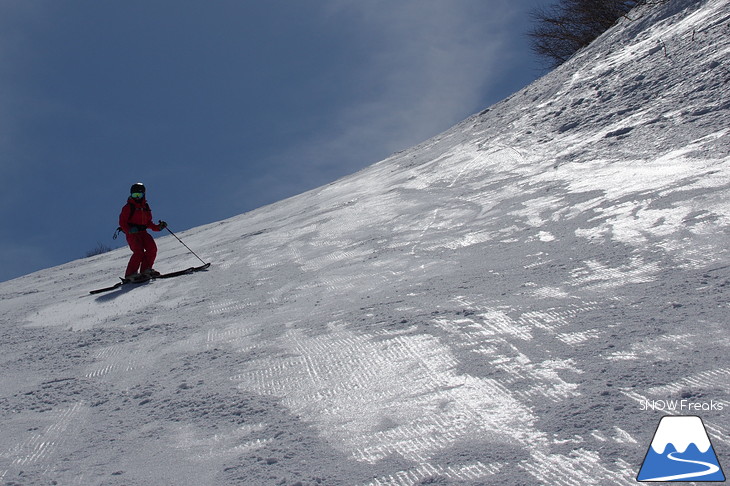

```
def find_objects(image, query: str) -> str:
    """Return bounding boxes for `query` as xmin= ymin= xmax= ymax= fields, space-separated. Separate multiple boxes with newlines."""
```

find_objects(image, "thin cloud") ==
xmin=274 ymin=0 xmax=522 ymax=177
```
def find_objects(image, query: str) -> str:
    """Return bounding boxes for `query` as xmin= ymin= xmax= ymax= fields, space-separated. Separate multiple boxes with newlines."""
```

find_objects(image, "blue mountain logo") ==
xmin=637 ymin=415 xmax=725 ymax=482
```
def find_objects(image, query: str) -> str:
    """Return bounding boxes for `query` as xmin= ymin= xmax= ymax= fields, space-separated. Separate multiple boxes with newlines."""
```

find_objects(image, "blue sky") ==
xmin=0 ymin=0 xmax=544 ymax=282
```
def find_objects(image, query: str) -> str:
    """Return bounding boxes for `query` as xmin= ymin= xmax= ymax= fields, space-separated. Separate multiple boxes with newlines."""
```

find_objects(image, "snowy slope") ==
xmin=1 ymin=0 xmax=729 ymax=484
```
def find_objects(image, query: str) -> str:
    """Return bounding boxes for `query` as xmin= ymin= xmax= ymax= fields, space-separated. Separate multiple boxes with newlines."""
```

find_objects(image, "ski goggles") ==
xmin=131 ymin=192 xmax=145 ymax=199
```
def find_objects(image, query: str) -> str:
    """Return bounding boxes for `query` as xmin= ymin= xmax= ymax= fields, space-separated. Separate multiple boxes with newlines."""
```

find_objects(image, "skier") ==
xmin=119 ymin=182 xmax=167 ymax=282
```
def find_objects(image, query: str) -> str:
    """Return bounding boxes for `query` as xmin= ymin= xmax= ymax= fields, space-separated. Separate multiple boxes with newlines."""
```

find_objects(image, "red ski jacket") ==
xmin=119 ymin=198 xmax=163 ymax=234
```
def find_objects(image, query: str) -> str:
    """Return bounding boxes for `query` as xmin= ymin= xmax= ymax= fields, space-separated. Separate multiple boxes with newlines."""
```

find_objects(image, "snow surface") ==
xmin=1 ymin=0 xmax=729 ymax=484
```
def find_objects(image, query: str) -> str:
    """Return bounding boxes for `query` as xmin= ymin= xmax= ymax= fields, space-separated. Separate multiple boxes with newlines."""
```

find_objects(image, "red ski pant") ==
xmin=125 ymin=231 xmax=157 ymax=277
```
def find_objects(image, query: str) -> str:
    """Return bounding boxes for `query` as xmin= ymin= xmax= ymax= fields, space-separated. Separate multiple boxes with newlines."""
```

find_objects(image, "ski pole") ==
xmin=165 ymin=226 xmax=208 ymax=265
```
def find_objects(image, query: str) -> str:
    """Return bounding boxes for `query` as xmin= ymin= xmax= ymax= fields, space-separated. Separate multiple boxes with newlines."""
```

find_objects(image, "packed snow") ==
xmin=1 ymin=0 xmax=728 ymax=484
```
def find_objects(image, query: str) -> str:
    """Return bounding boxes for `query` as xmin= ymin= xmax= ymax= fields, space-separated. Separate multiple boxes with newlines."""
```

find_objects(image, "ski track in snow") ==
xmin=1 ymin=0 xmax=730 ymax=484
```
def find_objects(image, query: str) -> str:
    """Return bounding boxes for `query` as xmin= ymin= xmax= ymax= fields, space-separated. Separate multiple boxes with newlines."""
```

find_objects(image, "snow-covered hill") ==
xmin=1 ymin=0 xmax=729 ymax=484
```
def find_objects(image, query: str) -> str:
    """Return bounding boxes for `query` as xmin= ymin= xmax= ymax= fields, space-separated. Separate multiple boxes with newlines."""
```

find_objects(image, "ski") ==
xmin=89 ymin=282 xmax=123 ymax=294
xmin=155 ymin=267 xmax=195 ymax=279
xmin=89 ymin=275 xmax=150 ymax=294
xmin=156 ymin=262 xmax=211 ymax=279
xmin=89 ymin=263 xmax=210 ymax=294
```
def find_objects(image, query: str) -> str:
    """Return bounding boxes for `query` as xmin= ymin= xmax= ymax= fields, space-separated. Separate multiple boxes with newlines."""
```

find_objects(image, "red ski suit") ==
xmin=119 ymin=198 xmax=164 ymax=277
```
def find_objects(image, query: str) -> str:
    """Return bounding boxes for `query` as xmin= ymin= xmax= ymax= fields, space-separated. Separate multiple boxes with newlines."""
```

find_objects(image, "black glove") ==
xmin=158 ymin=220 xmax=168 ymax=230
